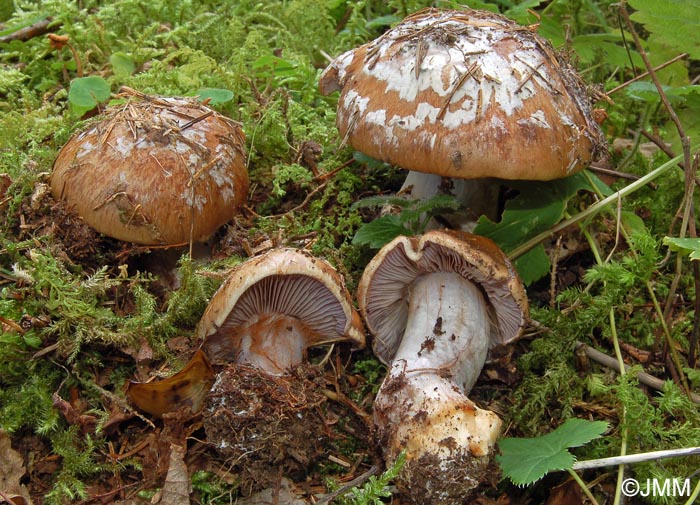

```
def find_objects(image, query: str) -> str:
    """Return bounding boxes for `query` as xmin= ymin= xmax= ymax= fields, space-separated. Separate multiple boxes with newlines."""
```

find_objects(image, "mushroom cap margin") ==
xmin=197 ymin=248 xmax=365 ymax=363
xmin=357 ymin=229 xmax=528 ymax=363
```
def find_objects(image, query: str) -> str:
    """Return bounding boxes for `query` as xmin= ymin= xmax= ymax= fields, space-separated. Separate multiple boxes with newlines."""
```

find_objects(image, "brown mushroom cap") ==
xmin=51 ymin=91 xmax=248 ymax=245
xmin=357 ymin=229 xmax=528 ymax=362
xmin=319 ymin=8 xmax=606 ymax=181
xmin=197 ymin=248 xmax=365 ymax=367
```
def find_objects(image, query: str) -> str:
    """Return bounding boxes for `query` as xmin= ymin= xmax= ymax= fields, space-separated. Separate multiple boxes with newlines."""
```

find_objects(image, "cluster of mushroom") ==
xmin=52 ymin=6 xmax=606 ymax=503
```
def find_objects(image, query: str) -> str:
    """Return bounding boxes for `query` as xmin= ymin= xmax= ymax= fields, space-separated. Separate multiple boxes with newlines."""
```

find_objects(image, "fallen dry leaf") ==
xmin=127 ymin=350 xmax=214 ymax=417
xmin=155 ymin=443 xmax=190 ymax=505
xmin=0 ymin=430 xmax=34 ymax=505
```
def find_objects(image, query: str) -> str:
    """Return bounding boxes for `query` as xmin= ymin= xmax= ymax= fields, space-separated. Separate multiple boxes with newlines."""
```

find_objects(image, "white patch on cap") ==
xmin=356 ymin=11 xmax=550 ymax=127
xmin=517 ymin=109 xmax=551 ymax=129
xmin=76 ymin=140 xmax=97 ymax=158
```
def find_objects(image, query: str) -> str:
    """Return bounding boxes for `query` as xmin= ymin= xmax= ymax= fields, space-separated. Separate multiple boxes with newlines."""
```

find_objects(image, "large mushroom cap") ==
xmin=197 ymin=248 xmax=365 ymax=369
xmin=51 ymin=90 xmax=249 ymax=245
xmin=357 ymin=229 xmax=528 ymax=362
xmin=320 ymin=8 xmax=606 ymax=181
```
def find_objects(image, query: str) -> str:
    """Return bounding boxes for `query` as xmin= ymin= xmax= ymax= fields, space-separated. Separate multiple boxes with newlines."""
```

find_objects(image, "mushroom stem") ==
xmin=394 ymin=271 xmax=490 ymax=391
xmin=374 ymin=271 xmax=502 ymax=468
xmin=396 ymin=172 xmax=500 ymax=231
xmin=235 ymin=313 xmax=315 ymax=375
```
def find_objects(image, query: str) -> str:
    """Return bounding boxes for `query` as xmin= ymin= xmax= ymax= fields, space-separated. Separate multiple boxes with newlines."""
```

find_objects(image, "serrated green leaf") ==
xmin=109 ymin=52 xmax=135 ymax=77
xmin=68 ymin=76 xmax=111 ymax=109
xmin=497 ymin=419 xmax=608 ymax=486
xmin=626 ymin=82 xmax=695 ymax=105
xmin=572 ymin=33 xmax=643 ymax=68
xmin=628 ymin=0 xmax=700 ymax=60
xmin=413 ymin=193 xmax=461 ymax=215
xmin=352 ymin=215 xmax=412 ymax=249
xmin=663 ymin=237 xmax=700 ymax=261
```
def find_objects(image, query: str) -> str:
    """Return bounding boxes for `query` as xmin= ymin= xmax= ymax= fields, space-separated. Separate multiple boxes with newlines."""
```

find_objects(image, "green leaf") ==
xmin=513 ymin=245 xmax=550 ymax=286
xmin=474 ymin=171 xmax=610 ymax=283
xmin=193 ymin=88 xmax=234 ymax=105
xmin=497 ymin=419 xmax=608 ymax=486
xmin=572 ymin=33 xmax=643 ymax=68
xmin=252 ymin=54 xmax=297 ymax=78
xmin=628 ymin=0 xmax=700 ymax=60
xmin=351 ymin=195 xmax=414 ymax=211
xmin=626 ymin=82 xmax=695 ymax=104
xmin=365 ymin=15 xmax=401 ymax=30
xmin=68 ymin=76 xmax=111 ymax=114
xmin=109 ymin=52 xmax=135 ymax=77
xmin=353 ymin=151 xmax=389 ymax=169
xmin=352 ymin=215 xmax=412 ymax=249
xmin=663 ymin=237 xmax=700 ymax=261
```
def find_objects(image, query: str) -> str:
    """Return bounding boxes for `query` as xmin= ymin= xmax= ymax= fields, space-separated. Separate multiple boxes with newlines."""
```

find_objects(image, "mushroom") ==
xmin=197 ymin=248 xmax=367 ymax=493
xmin=319 ymin=8 xmax=606 ymax=225
xmin=196 ymin=247 xmax=365 ymax=373
xmin=357 ymin=229 xmax=529 ymax=502
xmin=51 ymin=88 xmax=248 ymax=245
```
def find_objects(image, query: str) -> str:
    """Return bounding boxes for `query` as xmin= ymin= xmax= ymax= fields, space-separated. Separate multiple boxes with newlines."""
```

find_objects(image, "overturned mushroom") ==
xmin=198 ymin=248 xmax=367 ymax=493
xmin=357 ymin=229 xmax=528 ymax=502
xmin=320 ymin=8 xmax=606 ymax=224
xmin=196 ymin=247 xmax=365 ymax=372
xmin=51 ymin=88 xmax=248 ymax=245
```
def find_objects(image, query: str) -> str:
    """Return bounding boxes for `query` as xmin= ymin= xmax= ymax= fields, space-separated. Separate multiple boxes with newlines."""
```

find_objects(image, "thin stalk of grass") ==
xmin=567 ymin=469 xmax=600 ymax=505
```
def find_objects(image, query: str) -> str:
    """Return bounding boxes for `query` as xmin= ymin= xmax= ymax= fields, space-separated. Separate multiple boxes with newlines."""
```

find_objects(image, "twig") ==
xmin=575 ymin=341 xmax=700 ymax=404
xmin=572 ymin=447 xmax=700 ymax=471
xmin=587 ymin=164 xmax=641 ymax=182
xmin=264 ymin=180 xmax=330 ymax=219
xmin=314 ymin=465 xmax=380 ymax=505
xmin=0 ymin=17 xmax=56 ymax=43
xmin=606 ymin=52 xmax=689 ymax=95
xmin=619 ymin=3 xmax=699 ymax=368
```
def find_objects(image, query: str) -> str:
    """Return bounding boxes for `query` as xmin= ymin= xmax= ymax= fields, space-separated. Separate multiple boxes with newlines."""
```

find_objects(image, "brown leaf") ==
xmin=546 ymin=478 xmax=584 ymax=505
xmin=0 ymin=430 xmax=34 ymax=505
xmin=156 ymin=443 xmax=190 ymax=505
xmin=127 ymin=350 xmax=214 ymax=417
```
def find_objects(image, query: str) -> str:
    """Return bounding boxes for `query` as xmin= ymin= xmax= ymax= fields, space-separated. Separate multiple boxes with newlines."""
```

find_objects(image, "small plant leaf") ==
xmin=109 ymin=51 xmax=135 ymax=77
xmin=513 ymin=246 xmax=550 ymax=286
xmin=68 ymin=76 xmax=111 ymax=108
xmin=351 ymin=195 xmax=414 ymax=210
xmin=474 ymin=171 xmax=611 ymax=284
xmin=663 ymin=237 xmax=700 ymax=261
xmin=627 ymin=0 xmax=700 ymax=60
xmin=353 ymin=151 xmax=389 ymax=169
xmin=497 ymin=419 xmax=608 ymax=486
xmin=352 ymin=215 xmax=412 ymax=249
xmin=193 ymin=87 xmax=234 ymax=105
